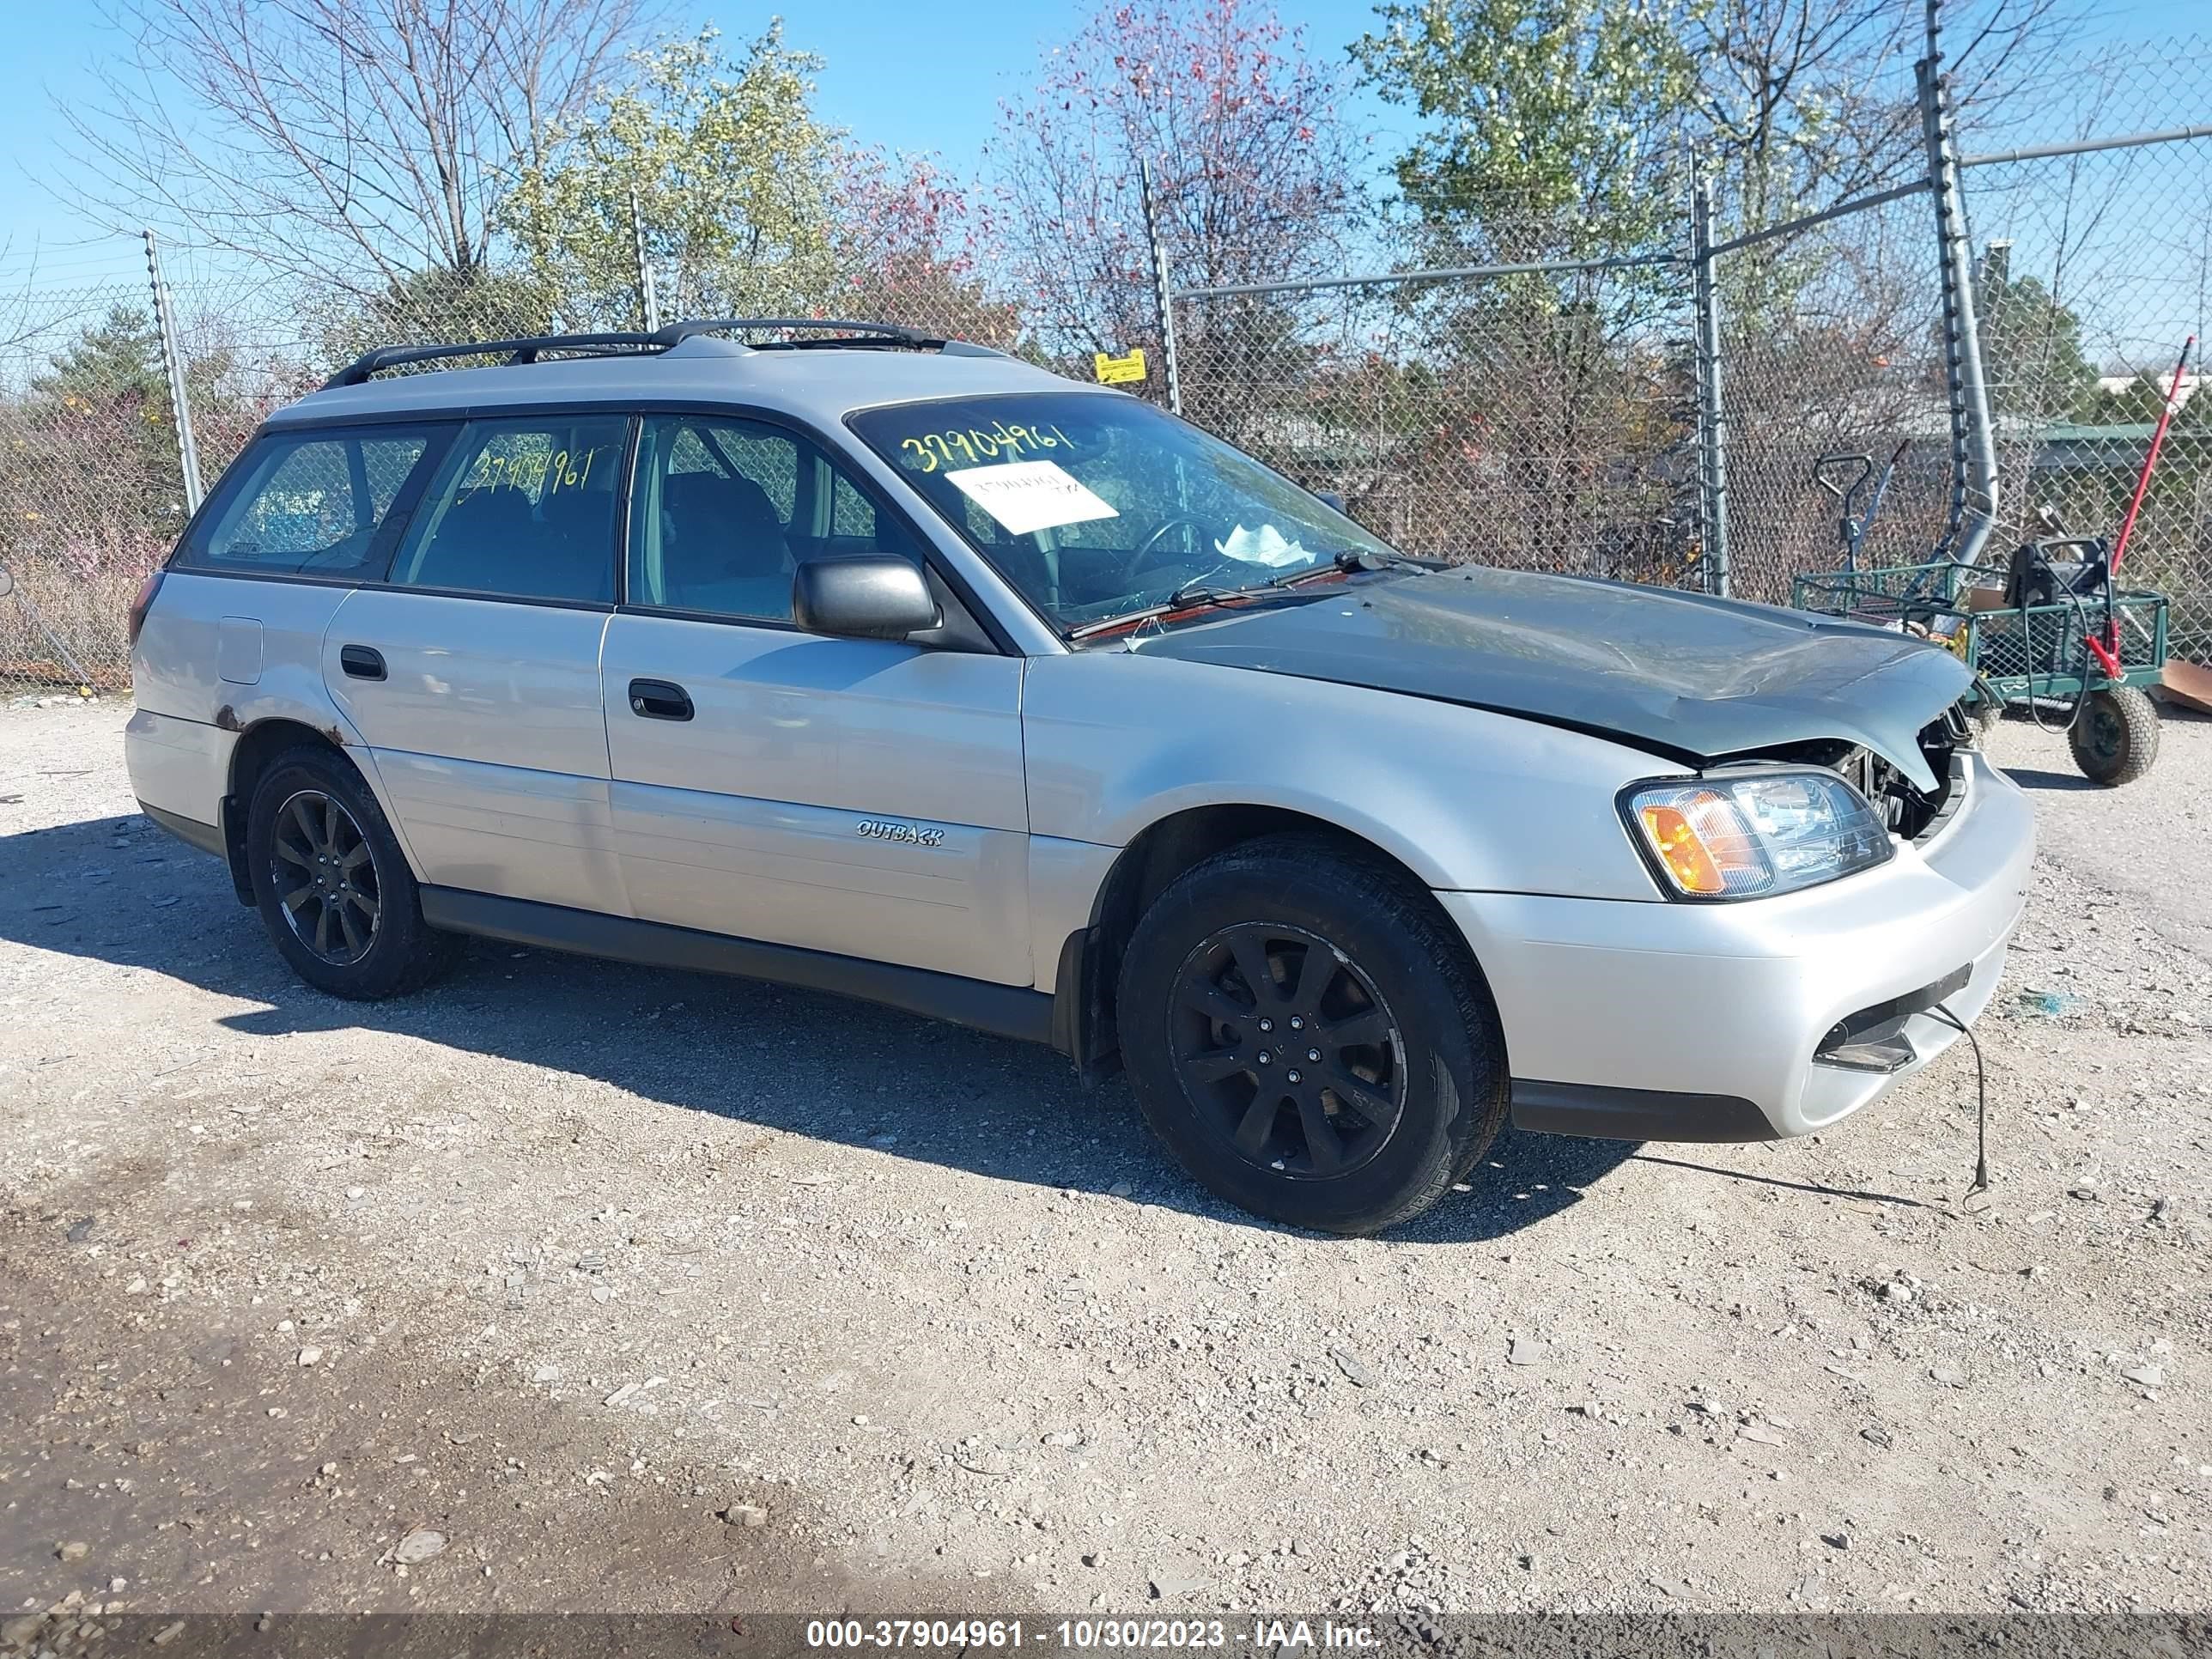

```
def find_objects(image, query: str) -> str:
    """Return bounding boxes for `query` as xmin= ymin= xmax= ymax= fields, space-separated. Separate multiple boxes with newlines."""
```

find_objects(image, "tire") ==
xmin=245 ymin=744 xmax=462 ymax=999
xmin=2069 ymin=686 xmax=2160 ymax=787
xmin=1115 ymin=834 xmax=1509 ymax=1235
xmin=1966 ymin=678 xmax=2004 ymax=740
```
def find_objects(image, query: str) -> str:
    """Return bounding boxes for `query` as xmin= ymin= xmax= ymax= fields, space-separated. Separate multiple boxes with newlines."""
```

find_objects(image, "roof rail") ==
xmin=321 ymin=316 xmax=994 ymax=390
xmin=323 ymin=331 xmax=662 ymax=389
xmin=654 ymin=318 xmax=941 ymax=349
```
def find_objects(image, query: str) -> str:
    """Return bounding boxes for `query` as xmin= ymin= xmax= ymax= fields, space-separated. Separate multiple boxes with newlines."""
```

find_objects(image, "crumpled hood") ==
xmin=1132 ymin=563 xmax=1972 ymax=793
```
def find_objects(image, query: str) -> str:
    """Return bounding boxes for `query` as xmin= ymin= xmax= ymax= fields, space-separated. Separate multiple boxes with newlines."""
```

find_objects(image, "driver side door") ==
xmin=601 ymin=412 xmax=1033 ymax=987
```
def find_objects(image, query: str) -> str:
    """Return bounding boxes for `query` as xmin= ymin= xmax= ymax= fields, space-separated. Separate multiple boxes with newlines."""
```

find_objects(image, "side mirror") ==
xmin=1316 ymin=490 xmax=1346 ymax=514
xmin=793 ymin=556 xmax=939 ymax=641
xmin=0 ymin=564 xmax=13 ymax=599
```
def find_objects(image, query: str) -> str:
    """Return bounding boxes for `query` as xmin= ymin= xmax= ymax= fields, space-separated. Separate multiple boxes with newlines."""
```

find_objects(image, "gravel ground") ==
xmin=2 ymin=696 xmax=2208 ymax=1623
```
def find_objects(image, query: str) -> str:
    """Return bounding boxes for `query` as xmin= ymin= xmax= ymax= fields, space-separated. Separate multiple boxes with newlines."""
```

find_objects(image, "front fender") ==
xmin=1021 ymin=652 xmax=1675 ymax=901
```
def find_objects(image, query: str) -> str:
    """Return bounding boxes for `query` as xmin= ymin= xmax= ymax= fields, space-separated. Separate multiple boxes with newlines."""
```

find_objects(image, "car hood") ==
xmin=1130 ymin=564 xmax=1972 ymax=793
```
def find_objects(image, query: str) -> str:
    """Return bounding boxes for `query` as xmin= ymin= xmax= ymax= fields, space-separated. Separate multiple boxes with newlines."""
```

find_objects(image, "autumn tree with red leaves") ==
xmin=986 ymin=0 xmax=1365 ymax=374
xmin=836 ymin=152 xmax=1024 ymax=350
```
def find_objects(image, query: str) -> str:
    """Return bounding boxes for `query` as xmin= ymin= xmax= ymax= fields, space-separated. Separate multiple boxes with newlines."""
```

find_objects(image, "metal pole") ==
xmin=1961 ymin=123 xmax=2212 ymax=168
xmin=1690 ymin=163 xmax=1732 ymax=598
xmin=1174 ymin=249 xmax=1681 ymax=303
xmin=1139 ymin=158 xmax=1182 ymax=415
xmin=1919 ymin=0 xmax=1998 ymax=568
xmin=1703 ymin=179 xmax=1929 ymax=259
xmin=629 ymin=188 xmax=660 ymax=333
xmin=142 ymin=228 xmax=204 ymax=514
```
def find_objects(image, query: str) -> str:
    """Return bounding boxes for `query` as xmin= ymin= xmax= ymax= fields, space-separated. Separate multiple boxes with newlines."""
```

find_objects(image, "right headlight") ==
xmin=1621 ymin=770 xmax=1893 ymax=900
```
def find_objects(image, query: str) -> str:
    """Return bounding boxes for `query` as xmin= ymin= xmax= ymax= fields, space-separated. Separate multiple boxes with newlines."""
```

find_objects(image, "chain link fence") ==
xmin=1166 ymin=34 xmax=2209 ymax=666
xmin=1173 ymin=240 xmax=1699 ymax=590
xmin=1 ymin=279 xmax=191 ymax=694
xmin=2 ymin=27 xmax=2206 ymax=700
xmin=1717 ymin=188 xmax=1960 ymax=604
xmin=1961 ymin=40 xmax=2211 ymax=661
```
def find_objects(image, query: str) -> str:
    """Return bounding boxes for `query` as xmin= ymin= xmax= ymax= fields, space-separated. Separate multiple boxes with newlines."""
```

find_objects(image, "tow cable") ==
xmin=1928 ymin=1002 xmax=1990 ymax=1206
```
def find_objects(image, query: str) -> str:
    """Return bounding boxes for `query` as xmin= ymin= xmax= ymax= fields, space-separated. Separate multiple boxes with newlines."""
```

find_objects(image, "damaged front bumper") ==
xmin=1441 ymin=750 xmax=2033 ymax=1142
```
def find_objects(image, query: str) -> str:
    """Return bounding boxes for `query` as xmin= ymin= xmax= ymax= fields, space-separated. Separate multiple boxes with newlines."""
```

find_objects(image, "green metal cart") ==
xmin=1791 ymin=557 xmax=2168 ymax=786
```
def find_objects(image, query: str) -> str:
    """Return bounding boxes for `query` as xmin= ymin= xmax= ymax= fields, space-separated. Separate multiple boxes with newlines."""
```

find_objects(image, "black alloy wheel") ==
xmin=1115 ymin=832 xmax=1509 ymax=1234
xmin=1170 ymin=921 xmax=1406 ymax=1179
xmin=269 ymin=788 xmax=381 ymax=965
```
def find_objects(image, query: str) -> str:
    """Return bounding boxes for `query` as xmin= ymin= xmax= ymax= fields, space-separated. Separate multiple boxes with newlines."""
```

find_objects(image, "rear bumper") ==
xmin=139 ymin=801 xmax=226 ymax=859
xmin=1443 ymin=751 xmax=2033 ymax=1141
xmin=125 ymin=708 xmax=235 ymax=831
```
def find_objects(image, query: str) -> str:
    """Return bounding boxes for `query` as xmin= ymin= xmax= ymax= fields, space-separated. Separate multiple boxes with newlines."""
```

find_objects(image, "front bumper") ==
xmin=1442 ymin=750 xmax=2033 ymax=1141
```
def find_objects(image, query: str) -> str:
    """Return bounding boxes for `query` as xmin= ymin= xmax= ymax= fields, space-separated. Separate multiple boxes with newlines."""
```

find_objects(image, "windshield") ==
xmin=848 ymin=392 xmax=1399 ymax=635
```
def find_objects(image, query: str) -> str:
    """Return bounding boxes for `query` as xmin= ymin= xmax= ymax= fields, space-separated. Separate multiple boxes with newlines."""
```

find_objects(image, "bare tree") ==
xmin=985 ymin=0 xmax=1366 ymax=362
xmin=1695 ymin=0 xmax=2079 ymax=232
xmin=60 ymin=0 xmax=656 ymax=291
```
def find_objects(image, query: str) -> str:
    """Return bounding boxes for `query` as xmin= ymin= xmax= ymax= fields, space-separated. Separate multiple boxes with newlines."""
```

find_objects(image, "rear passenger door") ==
xmin=601 ymin=412 xmax=1031 ymax=985
xmin=325 ymin=413 xmax=632 ymax=915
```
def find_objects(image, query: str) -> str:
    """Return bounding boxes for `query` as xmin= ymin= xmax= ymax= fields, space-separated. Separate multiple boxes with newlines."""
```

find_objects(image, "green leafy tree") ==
xmin=1347 ymin=2 xmax=1698 ymax=572
xmin=503 ymin=25 xmax=846 ymax=326
xmin=3 ymin=306 xmax=184 ymax=585
xmin=1352 ymin=0 xmax=1699 ymax=265
xmin=33 ymin=305 xmax=168 ymax=415
xmin=1978 ymin=268 xmax=2098 ymax=421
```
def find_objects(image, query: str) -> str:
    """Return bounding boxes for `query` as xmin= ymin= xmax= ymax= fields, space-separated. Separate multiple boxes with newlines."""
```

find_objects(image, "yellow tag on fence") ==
xmin=1092 ymin=348 xmax=1146 ymax=386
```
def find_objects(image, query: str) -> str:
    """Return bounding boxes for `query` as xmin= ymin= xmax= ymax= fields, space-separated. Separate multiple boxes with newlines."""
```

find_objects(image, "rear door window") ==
xmin=388 ymin=416 xmax=629 ymax=605
xmin=188 ymin=427 xmax=439 ymax=575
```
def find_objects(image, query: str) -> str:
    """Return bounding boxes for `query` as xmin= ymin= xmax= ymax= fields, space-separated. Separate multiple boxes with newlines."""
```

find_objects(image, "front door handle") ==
xmin=339 ymin=644 xmax=386 ymax=681
xmin=628 ymin=678 xmax=693 ymax=721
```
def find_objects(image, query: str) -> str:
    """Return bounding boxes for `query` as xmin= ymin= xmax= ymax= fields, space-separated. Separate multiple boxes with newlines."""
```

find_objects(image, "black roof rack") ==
xmin=323 ymin=331 xmax=662 ymax=389
xmin=323 ymin=316 xmax=995 ymax=389
xmin=655 ymin=317 xmax=942 ymax=349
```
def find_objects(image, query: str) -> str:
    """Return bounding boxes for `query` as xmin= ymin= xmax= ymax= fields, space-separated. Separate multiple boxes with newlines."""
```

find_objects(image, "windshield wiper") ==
xmin=1066 ymin=551 xmax=1414 ymax=641
xmin=1067 ymin=583 xmax=1253 ymax=641
xmin=1269 ymin=549 xmax=1408 ymax=587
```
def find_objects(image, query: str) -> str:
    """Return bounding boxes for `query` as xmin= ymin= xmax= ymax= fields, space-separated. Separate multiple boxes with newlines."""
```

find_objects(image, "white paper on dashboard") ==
xmin=945 ymin=459 xmax=1121 ymax=537
xmin=1212 ymin=522 xmax=1311 ymax=568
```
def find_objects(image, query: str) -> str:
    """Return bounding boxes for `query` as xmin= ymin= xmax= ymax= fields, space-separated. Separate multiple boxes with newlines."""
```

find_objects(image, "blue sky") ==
xmin=0 ymin=0 xmax=1402 ymax=288
xmin=0 ymin=0 xmax=2195 ymax=290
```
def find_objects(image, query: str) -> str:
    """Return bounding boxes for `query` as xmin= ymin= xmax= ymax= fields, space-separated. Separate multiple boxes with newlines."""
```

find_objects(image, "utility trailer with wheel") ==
xmin=1792 ymin=558 xmax=2169 ymax=786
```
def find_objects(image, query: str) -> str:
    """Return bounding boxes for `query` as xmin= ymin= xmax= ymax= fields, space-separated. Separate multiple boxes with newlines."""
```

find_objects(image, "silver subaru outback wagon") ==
xmin=125 ymin=319 xmax=2033 ymax=1235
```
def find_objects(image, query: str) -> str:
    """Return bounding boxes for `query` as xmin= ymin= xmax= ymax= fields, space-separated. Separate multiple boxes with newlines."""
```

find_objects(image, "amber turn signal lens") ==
xmin=1639 ymin=801 xmax=1727 ymax=894
xmin=1632 ymin=787 xmax=1772 ymax=896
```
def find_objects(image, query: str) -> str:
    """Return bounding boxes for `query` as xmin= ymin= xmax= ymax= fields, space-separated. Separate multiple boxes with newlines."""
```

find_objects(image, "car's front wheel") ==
xmin=1115 ymin=835 xmax=1508 ymax=1234
xmin=246 ymin=744 xmax=461 ymax=999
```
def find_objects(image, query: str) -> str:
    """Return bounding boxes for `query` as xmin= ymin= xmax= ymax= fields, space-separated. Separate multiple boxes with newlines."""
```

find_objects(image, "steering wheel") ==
xmin=1121 ymin=514 xmax=1216 ymax=583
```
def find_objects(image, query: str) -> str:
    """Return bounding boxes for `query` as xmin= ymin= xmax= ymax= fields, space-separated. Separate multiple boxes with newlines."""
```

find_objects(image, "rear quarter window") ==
xmin=182 ymin=427 xmax=441 ymax=576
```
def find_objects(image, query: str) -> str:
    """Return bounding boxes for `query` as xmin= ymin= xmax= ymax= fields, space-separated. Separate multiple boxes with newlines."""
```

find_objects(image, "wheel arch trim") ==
xmin=222 ymin=705 xmax=418 ymax=903
xmin=1053 ymin=802 xmax=1475 ymax=1082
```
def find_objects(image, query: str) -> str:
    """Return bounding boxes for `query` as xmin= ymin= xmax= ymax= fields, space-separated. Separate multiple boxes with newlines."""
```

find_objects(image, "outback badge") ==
xmin=855 ymin=817 xmax=946 ymax=848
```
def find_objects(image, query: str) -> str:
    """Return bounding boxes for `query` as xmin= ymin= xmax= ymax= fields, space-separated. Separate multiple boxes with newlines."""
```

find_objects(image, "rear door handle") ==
xmin=628 ymin=678 xmax=693 ymax=721
xmin=339 ymin=644 xmax=386 ymax=681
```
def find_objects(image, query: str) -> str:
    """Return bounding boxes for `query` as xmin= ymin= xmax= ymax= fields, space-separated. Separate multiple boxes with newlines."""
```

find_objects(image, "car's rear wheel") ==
xmin=1115 ymin=835 xmax=1508 ymax=1234
xmin=246 ymin=744 xmax=461 ymax=998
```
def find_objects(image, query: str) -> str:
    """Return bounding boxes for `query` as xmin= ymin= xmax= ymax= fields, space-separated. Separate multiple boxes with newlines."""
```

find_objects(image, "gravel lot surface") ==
xmin=3 ymin=697 xmax=2208 ymax=1623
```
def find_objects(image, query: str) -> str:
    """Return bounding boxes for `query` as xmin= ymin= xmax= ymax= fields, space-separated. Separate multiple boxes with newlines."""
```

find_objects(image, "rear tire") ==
xmin=2069 ymin=686 xmax=2159 ymax=786
xmin=246 ymin=744 xmax=462 ymax=999
xmin=1115 ymin=835 xmax=1508 ymax=1235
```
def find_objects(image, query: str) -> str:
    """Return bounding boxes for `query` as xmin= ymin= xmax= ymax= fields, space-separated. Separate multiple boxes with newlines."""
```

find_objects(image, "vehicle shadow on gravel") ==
xmin=3 ymin=811 xmax=1634 ymax=1243
xmin=2000 ymin=766 xmax=2100 ymax=793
